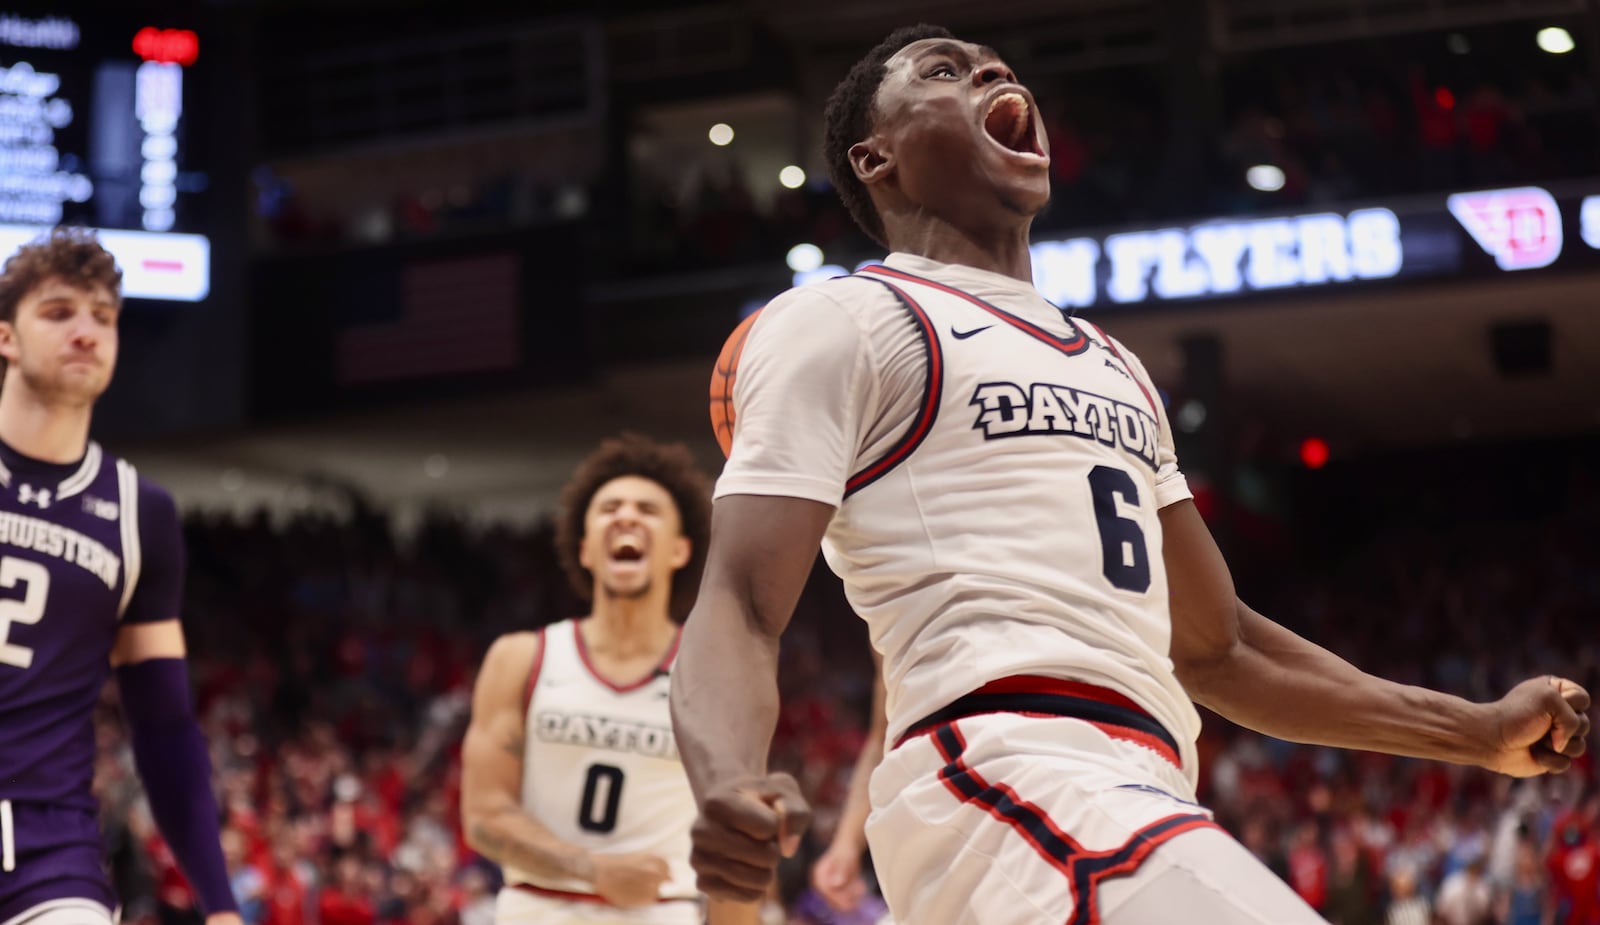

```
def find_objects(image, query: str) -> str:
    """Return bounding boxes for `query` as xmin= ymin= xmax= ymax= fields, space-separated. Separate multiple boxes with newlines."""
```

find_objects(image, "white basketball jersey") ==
xmin=824 ymin=262 xmax=1203 ymax=779
xmin=505 ymin=619 xmax=697 ymax=900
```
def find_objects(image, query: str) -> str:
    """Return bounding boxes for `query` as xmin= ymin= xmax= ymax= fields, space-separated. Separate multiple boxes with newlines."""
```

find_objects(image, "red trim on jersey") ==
xmin=658 ymin=625 xmax=684 ymax=672
xmin=930 ymin=723 xmax=1220 ymax=925
xmin=895 ymin=675 xmax=1182 ymax=768
xmin=1082 ymin=320 xmax=1159 ymax=419
xmin=572 ymin=620 xmax=678 ymax=693
xmin=509 ymin=883 xmax=698 ymax=906
xmin=521 ymin=627 xmax=547 ymax=716
xmin=845 ymin=278 xmax=943 ymax=496
xmin=860 ymin=264 xmax=1091 ymax=357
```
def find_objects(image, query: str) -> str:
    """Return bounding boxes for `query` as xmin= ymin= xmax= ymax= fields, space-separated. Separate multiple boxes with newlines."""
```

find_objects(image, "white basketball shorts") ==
xmin=864 ymin=711 xmax=1329 ymax=925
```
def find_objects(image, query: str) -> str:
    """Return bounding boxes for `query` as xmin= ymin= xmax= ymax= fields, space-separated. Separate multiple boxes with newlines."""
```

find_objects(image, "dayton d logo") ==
xmin=1448 ymin=186 xmax=1563 ymax=271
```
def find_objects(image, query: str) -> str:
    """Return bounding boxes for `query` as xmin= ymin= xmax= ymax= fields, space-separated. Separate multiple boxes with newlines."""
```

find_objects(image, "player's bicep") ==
xmin=1160 ymin=499 xmax=1243 ymax=682
xmin=696 ymin=493 xmax=835 ymax=640
xmin=110 ymin=618 xmax=186 ymax=666
xmin=461 ymin=635 xmax=537 ymax=814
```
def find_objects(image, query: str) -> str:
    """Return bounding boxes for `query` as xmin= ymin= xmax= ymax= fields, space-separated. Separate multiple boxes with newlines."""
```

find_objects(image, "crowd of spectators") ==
xmin=87 ymin=441 xmax=1600 ymax=925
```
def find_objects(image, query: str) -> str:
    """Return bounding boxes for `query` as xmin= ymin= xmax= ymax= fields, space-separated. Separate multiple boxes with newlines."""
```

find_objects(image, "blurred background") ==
xmin=17 ymin=0 xmax=1600 ymax=922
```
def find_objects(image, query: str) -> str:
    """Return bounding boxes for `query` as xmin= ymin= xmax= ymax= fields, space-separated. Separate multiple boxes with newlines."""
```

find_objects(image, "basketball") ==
xmin=709 ymin=309 xmax=763 ymax=457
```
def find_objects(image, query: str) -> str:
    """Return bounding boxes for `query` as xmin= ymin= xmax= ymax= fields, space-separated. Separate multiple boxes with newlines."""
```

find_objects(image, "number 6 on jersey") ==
xmin=1088 ymin=466 xmax=1151 ymax=593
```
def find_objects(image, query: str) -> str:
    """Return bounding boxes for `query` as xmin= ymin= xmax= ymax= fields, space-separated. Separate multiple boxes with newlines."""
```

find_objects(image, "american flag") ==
xmin=336 ymin=253 xmax=522 ymax=385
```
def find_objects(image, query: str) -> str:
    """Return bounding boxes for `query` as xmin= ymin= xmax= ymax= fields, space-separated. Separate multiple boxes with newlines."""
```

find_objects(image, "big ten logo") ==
xmin=1448 ymin=187 xmax=1564 ymax=271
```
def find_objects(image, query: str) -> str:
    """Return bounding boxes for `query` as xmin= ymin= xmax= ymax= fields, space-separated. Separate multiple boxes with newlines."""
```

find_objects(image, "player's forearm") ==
xmin=118 ymin=659 xmax=239 ymax=915
xmin=1178 ymin=602 xmax=1495 ymax=765
xmin=832 ymin=731 xmax=882 ymax=856
xmin=463 ymin=801 xmax=595 ymax=883
xmin=832 ymin=674 xmax=886 ymax=856
xmin=670 ymin=586 xmax=784 ymax=804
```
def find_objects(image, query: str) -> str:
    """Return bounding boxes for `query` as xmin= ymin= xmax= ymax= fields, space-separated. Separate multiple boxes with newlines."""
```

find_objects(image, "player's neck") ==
xmin=885 ymin=216 xmax=1035 ymax=283
xmin=584 ymin=592 xmax=677 ymax=658
xmin=0 ymin=379 xmax=92 ymax=464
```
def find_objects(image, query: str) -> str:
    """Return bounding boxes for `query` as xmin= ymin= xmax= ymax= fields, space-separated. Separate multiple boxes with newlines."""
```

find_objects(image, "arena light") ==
xmin=1175 ymin=400 xmax=1207 ymax=434
xmin=1299 ymin=437 xmax=1330 ymax=470
xmin=708 ymin=123 xmax=734 ymax=146
xmin=779 ymin=165 xmax=806 ymax=189
xmin=1537 ymin=27 xmax=1575 ymax=54
xmin=1447 ymin=33 xmax=1470 ymax=55
xmin=1245 ymin=165 xmax=1285 ymax=192
xmin=785 ymin=242 xmax=823 ymax=272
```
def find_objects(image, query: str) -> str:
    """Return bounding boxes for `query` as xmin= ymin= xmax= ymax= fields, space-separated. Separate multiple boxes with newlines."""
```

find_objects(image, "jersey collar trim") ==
xmin=860 ymin=264 xmax=1089 ymax=356
xmin=0 ymin=440 xmax=101 ymax=499
xmin=572 ymin=620 xmax=679 ymax=694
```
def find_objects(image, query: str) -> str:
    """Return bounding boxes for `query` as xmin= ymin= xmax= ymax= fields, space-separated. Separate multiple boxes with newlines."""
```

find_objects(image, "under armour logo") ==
xmin=17 ymin=484 xmax=50 ymax=508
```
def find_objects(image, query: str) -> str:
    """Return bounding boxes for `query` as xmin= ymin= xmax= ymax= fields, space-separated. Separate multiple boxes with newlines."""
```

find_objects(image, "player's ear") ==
xmin=577 ymin=532 xmax=596 ymax=570
xmin=669 ymin=534 xmax=691 ymax=570
xmin=850 ymin=137 xmax=893 ymax=187
xmin=0 ymin=321 xmax=17 ymax=363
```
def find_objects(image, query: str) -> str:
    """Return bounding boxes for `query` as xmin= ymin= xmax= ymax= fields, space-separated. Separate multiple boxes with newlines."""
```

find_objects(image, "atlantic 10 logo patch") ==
xmin=1447 ymin=186 xmax=1564 ymax=271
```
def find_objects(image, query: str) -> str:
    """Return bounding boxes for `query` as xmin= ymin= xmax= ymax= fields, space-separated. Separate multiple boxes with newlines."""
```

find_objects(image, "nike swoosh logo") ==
xmin=951 ymin=325 xmax=993 ymax=340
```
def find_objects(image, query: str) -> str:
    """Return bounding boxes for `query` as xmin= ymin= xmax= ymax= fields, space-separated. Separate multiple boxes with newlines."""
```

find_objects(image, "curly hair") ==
xmin=0 ymin=227 xmax=122 ymax=380
xmin=0 ymin=227 xmax=122 ymax=325
xmin=555 ymin=433 xmax=714 ymax=623
xmin=823 ymin=23 xmax=955 ymax=248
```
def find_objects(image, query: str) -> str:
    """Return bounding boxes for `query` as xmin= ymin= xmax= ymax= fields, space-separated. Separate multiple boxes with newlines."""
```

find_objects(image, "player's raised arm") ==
xmin=109 ymin=482 xmax=241 ymax=925
xmin=1162 ymin=497 xmax=1589 ymax=774
xmin=460 ymin=634 xmax=597 ymax=882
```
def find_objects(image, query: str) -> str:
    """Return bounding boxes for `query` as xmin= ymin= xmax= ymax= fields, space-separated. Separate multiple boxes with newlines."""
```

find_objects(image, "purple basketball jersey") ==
xmin=0 ymin=438 xmax=185 ymax=914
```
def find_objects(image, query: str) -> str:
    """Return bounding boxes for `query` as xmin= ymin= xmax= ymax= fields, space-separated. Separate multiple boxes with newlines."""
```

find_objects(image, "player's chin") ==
xmin=983 ymin=170 xmax=1050 ymax=217
xmin=600 ymin=576 xmax=651 ymax=600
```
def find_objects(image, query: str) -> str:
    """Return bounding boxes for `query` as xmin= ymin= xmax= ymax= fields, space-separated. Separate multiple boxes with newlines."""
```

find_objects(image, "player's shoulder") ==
xmin=762 ymin=273 xmax=896 ymax=322
xmin=95 ymin=448 xmax=179 ymax=527
xmin=135 ymin=474 xmax=178 ymax=518
xmin=485 ymin=629 xmax=543 ymax=664
xmin=473 ymin=630 xmax=547 ymax=705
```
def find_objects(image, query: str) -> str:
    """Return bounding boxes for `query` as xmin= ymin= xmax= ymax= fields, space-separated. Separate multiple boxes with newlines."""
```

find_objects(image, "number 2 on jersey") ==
xmin=0 ymin=557 xmax=51 ymax=669
xmin=1088 ymin=466 xmax=1151 ymax=593
xmin=579 ymin=763 xmax=625 ymax=834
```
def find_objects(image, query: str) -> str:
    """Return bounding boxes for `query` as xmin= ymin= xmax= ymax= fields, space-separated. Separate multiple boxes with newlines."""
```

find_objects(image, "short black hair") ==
xmin=823 ymin=23 xmax=955 ymax=248
xmin=554 ymin=433 xmax=713 ymax=623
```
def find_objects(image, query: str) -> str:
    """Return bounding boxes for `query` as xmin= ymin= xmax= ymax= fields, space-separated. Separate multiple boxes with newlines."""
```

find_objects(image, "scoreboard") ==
xmin=0 ymin=9 xmax=208 ymax=301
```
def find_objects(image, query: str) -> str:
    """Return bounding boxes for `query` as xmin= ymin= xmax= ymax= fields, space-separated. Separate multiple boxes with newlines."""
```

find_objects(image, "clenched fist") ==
xmin=592 ymin=851 xmax=672 ymax=908
xmin=1481 ymin=676 xmax=1591 ymax=777
xmin=690 ymin=773 xmax=811 ymax=902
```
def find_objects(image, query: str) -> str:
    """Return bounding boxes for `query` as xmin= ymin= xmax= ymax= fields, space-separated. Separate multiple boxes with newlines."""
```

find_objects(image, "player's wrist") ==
xmin=826 ymin=833 xmax=865 ymax=859
xmin=570 ymin=848 xmax=598 ymax=883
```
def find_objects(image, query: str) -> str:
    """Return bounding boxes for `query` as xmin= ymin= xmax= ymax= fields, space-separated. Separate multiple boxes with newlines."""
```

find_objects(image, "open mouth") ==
xmin=983 ymin=91 xmax=1044 ymax=158
xmin=608 ymin=536 xmax=646 ymax=563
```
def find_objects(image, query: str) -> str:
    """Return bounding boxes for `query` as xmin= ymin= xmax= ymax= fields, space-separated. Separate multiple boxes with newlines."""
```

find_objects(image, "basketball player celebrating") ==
xmin=670 ymin=25 xmax=1590 ymax=925
xmin=461 ymin=435 xmax=759 ymax=925
xmin=0 ymin=229 xmax=240 ymax=925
